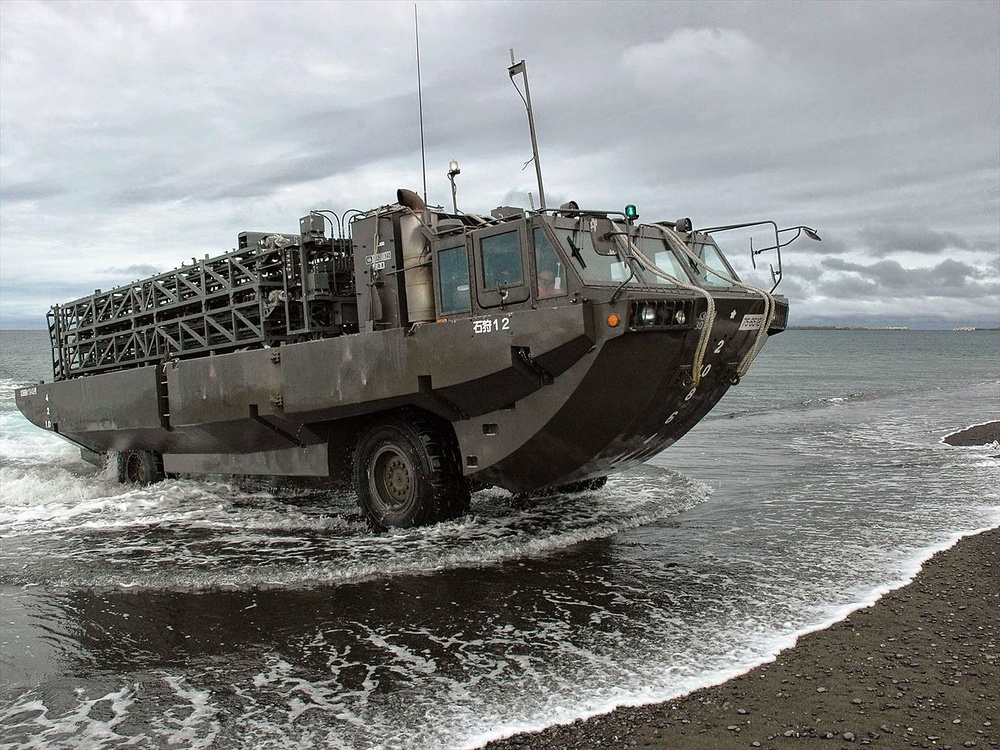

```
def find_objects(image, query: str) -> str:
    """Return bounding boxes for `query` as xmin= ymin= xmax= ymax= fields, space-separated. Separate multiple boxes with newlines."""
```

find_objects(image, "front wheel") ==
xmin=352 ymin=414 xmax=469 ymax=531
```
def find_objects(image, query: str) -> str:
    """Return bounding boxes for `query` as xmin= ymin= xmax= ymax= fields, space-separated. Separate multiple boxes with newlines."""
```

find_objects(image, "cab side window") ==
xmin=533 ymin=227 xmax=566 ymax=298
xmin=481 ymin=231 xmax=523 ymax=289
xmin=438 ymin=245 xmax=471 ymax=313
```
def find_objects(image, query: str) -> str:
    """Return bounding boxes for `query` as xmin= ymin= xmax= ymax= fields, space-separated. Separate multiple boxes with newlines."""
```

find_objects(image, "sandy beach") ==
xmin=484 ymin=428 xmax=999 ymax=750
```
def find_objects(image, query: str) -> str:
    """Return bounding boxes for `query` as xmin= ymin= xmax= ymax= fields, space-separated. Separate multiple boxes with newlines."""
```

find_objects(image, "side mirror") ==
xmin=590 ymin=217 xmax=618 ymax=256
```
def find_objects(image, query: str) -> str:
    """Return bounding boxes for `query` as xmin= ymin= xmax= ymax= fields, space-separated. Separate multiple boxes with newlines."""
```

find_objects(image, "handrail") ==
xmin=695 ymin=220 xmax=821 ymax=292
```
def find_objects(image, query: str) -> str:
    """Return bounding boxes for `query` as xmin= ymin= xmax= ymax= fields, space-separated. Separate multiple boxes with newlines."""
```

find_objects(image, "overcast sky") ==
xmin=1 ymin=0 xmax=998 ymax=329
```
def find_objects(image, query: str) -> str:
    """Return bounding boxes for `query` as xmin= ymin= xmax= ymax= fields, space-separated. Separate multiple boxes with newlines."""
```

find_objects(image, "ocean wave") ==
xmin=0 ymin=377 xmax=32 ymax=403
xmin=0 ymin=467 xmax=712 ymax=593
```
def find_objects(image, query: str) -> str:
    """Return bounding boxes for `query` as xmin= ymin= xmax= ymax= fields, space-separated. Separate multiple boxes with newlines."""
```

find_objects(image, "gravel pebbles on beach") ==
xmin=484 ymin=526 xmax=999 ymax=750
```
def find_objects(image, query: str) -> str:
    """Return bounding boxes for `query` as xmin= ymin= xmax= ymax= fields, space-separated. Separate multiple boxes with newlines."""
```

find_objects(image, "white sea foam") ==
xmin=0 ymin=471 xmax=710 ymax=591
xmin=0 ymin=418 xmax=76 ymax=463
xmin=0 ymin=674 xmax=223 ymax=750
xmin=0 ymin=377 xmax=32 ymax=402
xmin=462 ymin=526 xmax=999 ymax=750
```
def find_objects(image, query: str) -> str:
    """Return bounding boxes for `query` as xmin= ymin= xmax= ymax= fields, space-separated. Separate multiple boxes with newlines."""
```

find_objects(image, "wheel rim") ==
xmin=368 ymin=444 xmax=416 ymax=514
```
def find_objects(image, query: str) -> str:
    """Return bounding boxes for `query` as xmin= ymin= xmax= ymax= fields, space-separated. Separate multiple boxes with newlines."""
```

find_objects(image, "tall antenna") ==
xmin=508 ymin=49 xmax=546 ymax=210
xmin=414 ymin=4 xmax=428 ymax=204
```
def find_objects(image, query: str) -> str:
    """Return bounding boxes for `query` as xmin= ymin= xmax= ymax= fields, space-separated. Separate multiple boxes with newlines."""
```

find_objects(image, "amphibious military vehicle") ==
xmin=15 ymin=59 xmax=820 ymax=530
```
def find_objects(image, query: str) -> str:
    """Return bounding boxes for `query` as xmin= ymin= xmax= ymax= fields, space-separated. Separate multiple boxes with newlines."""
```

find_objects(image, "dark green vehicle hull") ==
xmin=15 ymin=293 xmax=780 ymax=494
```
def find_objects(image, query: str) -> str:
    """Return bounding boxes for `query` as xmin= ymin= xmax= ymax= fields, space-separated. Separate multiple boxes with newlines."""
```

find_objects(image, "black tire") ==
xmin=117 ymin=450 xmax=164 ymax=486
xmin=517 ymin=475 xmax=608 ymax=500
xmin=353 ymin=413 xmax=469 ymax=531
xmin=561 ymin=476 xmax=607 ymax=493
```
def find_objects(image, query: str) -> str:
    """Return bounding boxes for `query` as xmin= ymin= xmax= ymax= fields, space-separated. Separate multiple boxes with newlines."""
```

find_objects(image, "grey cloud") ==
xmin=0 ymin=277 xmax=88 ymax=327
xmin=0 ymin=179 xmax=64 ymax=203
xmin=818 ymin=257 xmax=996 ymax=300
xmin=817 ymin=274 xmax=881 ymax=300
xmin=864 ymin=225 xmax=971 ymax=256
xmin=104 ymin=264 xmax=162 ymax=279
xmin=787 ymin=233 xmax=850 ymax=257
xmin=782 ymin=262 xmax=825 ymax=283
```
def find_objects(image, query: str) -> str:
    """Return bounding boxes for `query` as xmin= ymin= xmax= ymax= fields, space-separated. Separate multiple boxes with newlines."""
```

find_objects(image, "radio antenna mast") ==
xmin=414 ymin=4 xmax=428 ymax=204
xmin=508 ymin=49 xmax=546 ymax=210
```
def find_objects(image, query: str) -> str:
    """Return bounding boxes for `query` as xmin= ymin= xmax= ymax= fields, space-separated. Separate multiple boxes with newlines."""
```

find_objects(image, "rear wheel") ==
xmin=557 ymin=476 xmax=608 ymax=493
xmin=117 ymin=450 xmax=164 ymax=486
xmin=353 ymin=413 xmax=469 ymax=531
xmin=516 ymin=475 xmax=608 ymax=500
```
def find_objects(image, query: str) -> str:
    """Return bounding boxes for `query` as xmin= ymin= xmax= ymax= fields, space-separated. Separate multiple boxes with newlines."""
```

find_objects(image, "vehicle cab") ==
xmin=426 ymin=204 xmax=789 ymax=334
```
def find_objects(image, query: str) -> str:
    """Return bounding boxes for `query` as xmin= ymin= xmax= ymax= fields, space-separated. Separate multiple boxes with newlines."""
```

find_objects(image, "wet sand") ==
xmin=483 ymin=526 xmax=999 ymax=750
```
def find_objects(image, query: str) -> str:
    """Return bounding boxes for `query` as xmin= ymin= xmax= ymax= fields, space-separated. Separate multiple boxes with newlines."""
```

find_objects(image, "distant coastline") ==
xmin=787 ymin=325 xmax=911 ymax=331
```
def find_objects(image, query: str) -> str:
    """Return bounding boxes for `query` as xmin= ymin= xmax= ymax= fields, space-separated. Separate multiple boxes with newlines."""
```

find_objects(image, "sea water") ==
xmin=1 ymin=329 xmax=998 ymax=750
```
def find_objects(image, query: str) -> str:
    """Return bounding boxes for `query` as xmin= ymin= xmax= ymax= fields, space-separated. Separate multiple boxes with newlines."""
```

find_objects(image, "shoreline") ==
xmin=943 ymin=421 xmax=1000 ymax=447
xmin=482 ymin=526 xmax=999 ymax=750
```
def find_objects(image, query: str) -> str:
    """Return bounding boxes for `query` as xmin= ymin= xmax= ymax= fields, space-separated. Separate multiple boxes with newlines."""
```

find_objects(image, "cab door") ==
xmin=472 ymin=222 xmax=531 ymax=309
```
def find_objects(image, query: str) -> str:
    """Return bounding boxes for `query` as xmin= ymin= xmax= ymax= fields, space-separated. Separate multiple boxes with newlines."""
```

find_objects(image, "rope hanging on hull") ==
xmin=657 ymin=225 xmax=777 ymax=379
xmin=623 ymin=229 xmax=716 ymax=388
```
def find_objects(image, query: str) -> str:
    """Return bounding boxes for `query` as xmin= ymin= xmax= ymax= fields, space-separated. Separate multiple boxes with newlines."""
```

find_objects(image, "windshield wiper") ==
xmin=566 ymin=235 xmax=587 ymax=269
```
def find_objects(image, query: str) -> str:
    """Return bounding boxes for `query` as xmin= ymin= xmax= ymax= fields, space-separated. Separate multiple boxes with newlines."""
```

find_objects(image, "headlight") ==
xmin=640 ymin=304 xmax=656 ymax=325
xmin=629 ymin=299 xmax=692 ymax=328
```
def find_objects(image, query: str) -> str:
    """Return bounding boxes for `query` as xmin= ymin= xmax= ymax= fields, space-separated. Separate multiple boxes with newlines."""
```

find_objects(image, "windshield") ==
xmin=555 ymin=222 xmax=699 ymax=287
xmin=633 ymin=228 xmax=694 ymax=285
xmin=544 ymin=218 xmax=740 ymax=290
xmin=558 ymin=222 xmax=633 ymax=285
xmin=687 ymin=240 xmax=740 ymax=288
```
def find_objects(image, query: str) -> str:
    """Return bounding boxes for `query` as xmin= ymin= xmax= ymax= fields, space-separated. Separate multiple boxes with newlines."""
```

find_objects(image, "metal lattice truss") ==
xmin=49 ymin=235 xmax=351 ymax=380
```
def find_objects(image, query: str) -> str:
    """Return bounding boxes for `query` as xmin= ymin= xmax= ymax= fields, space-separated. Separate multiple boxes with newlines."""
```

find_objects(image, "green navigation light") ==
xmin=625 ymin=204 xmax=638 ymax=220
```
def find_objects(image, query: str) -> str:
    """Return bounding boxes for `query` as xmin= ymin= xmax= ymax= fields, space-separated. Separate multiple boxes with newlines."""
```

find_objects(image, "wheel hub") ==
xmin=371 ymin=446 xmax=414 ymax=511
xmin=383 ymin=456 xmax=412 ymax=501
xmin=126 ymin=454 xmax=143 ymax=483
